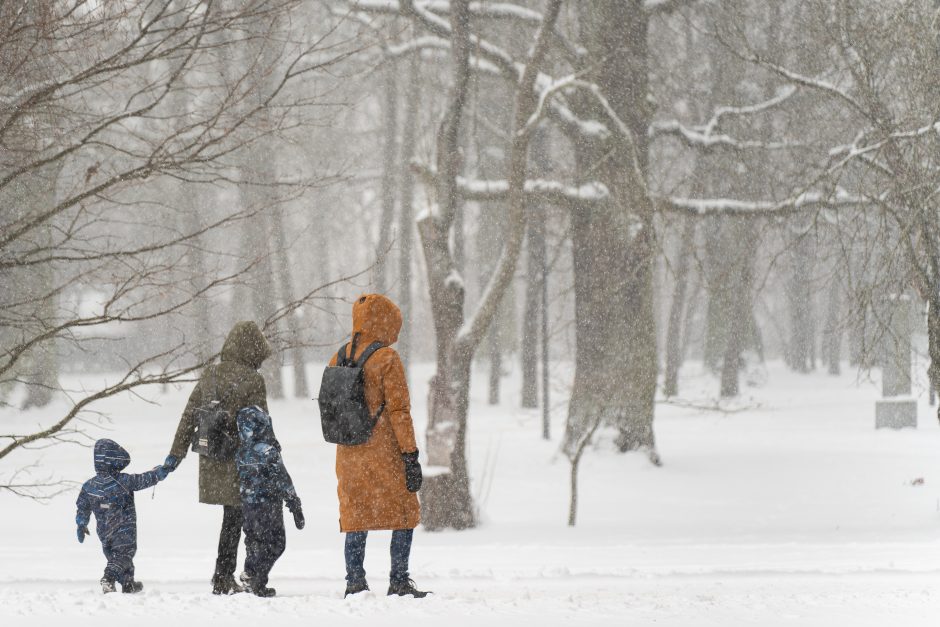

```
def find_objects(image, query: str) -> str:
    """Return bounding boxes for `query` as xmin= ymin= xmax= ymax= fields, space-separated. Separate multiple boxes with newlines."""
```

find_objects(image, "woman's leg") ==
xmin=389 ymin=528 xmax=414 ymax=583
xmin=345 ymin=531 xmax=369 ymax=585
xmin=214 ymin=505 xmax=243 ymax=583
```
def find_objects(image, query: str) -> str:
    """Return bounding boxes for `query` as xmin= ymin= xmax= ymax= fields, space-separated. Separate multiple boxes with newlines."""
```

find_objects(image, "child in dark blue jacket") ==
xmin=235 ymin=405 xmax=304 ymax=597
xmin=75 ymin=439 xmax=171 ymax=593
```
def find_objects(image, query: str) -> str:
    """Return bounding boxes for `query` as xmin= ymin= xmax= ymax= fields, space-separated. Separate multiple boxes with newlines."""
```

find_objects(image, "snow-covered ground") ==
xmin=2 ymin=361 xmax=939 ymax=626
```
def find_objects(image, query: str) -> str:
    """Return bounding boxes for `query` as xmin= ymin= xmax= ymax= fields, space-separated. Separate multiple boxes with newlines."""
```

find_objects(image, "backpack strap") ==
xmin=356 ymin=342 xmax=387 ymax=421
xmin=337 ymin=343 xmax=350 ymax=367
xmin=355 ymin=341 xmax=386 ymax=367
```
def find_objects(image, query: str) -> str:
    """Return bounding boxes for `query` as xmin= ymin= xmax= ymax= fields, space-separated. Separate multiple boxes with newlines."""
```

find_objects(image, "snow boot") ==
xmin=344 ymin=580 xmax=370 ymax=597
xmin=387 ymin=578 xmax=429 ymax=598
xmin=121 ymin=580 xmax=144 ymax=594
xmin=212 ymin=573 xmax=245 ymax=595
xmin=239 ymin=572 xmax=276 ymax=598
xmin=100 ymin=577 xmax=116 ymax=594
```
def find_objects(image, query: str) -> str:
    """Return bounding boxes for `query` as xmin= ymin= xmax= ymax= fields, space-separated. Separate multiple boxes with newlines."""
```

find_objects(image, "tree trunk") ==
xmin=719 ymin=221 xmax=757 ymax=398
xmin=565 ymin=1 xmax=659 ymax=463
xmin=420 ymin=0 xmax=564 ymax=529
xmin=521 ymin=208 xmax=547 ymax=409
xmin=419 ymin=0 xmax=477 ymax=530
xmin=17 ymin=162 xmax=63 ymax=409
xmin=487 ymin=306 xmax=502 ymax=405
xmin=376 ymin=63 xmax=399 ymax=294
xmin=272 ymin=205 xmax=308 ymax=398
xmin=397 ymin=53 xmax=420 ymax=368
xmin=786 ymin=232 xmax=814 ymax=373
xmin=521 ymin=127 xmax=550 ymax=409
xmin=663 ymin=218 xmax=696 ymax=397
xmin=823 ymin=271 xmax=843 ymax=375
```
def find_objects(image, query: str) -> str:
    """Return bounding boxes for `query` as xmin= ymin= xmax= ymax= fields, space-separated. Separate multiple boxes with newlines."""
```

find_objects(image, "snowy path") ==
xmin=2 ymin=362 xmax=939 ymax=625
xmin=3 ymin=569 xmax=937 ymax=626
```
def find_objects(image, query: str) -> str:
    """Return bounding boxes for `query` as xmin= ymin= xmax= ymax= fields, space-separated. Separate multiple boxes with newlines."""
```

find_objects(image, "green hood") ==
xmin=220 ymin=321 xmax=272 ymax=370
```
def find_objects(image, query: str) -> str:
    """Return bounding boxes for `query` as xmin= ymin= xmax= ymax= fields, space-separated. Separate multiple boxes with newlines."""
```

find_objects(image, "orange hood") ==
xmin=352 ymin=293 xmax=402 ymax=347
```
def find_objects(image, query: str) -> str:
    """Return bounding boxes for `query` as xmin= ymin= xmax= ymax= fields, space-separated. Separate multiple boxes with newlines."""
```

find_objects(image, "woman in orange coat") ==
xmin=332 ymin=294 xmax=428 ymax=598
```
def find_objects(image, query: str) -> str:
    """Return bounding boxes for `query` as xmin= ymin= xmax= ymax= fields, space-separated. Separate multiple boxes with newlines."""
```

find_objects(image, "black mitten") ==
xmin=402 ymin=450 xmax=423 ymax=493
xmin=287 ymin=498 xmax=305 ymax=530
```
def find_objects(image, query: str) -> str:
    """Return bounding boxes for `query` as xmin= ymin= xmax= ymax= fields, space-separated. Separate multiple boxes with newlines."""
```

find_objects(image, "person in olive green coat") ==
xmin=165 ymin=321 xmax=271 ymax=595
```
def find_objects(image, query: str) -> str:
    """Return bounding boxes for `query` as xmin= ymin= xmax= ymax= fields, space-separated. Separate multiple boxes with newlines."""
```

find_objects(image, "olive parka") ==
xmin=169 ymin=321 xmax=271 ymax=507
xmin=332 ymin=294 xmax=420 ymax=532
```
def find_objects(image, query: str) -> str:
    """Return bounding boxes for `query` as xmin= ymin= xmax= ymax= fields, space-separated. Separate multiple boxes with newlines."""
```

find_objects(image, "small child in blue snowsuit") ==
xmin=235 ymin=405 xmax=304 ymax=597
xmin=75 ymin=439 xmax=171 ymax=593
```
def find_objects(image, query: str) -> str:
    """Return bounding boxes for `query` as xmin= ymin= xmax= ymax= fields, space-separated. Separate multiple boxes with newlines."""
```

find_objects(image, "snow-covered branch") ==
xmin=751 ymin=56 xmax=867 ymax=118
xmin=649 ymin=120 xmax=801 ymax=152
xmin=384 ymin=35 xmax=502 ymax=74
xmin=650 ymin=86 xmax=799 ymax=151
xmin=413 ymin=162 xmax=608 ymax=205
xmin=347 ymin=0 xmax=610 ymax=142
xmin=659 ymin=188 xmax=873 ymax=217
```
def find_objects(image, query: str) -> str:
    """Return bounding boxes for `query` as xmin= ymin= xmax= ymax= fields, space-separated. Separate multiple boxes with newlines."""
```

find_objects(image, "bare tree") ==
xmin=0 ymin=0 xmax=365 ymax=495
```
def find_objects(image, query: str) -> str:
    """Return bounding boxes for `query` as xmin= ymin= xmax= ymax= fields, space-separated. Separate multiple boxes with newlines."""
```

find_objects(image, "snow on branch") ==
xmin=384 ymin=35 xmax=502 ymax=75
xmin=459 ymin=176 xmax=609 ymax=204
xmin=412 ymin=162 xmax=608 ymax=205
xmin=347 ymin=0 xmax=607 ymax=141
xmin=650 ymin=86 xmax=799 ymax=151
xmin=660 ymin=188 xmax=872 ymax=217
xmin=751 ymin=57 xmax=867 ymax=117
xmin=424 ymin=1 xmax=543 ymax=22
xmin=702 ymin=86 xmax=797 ymax=134
xmin=649 ymin=121 xmax=801 ymax=151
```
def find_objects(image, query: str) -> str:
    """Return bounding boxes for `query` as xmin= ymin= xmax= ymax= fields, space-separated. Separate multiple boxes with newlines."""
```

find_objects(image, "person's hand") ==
xmin=154 ymin=465 xmax=169 ymax=481
xmin=402 ymin=451 xmax=422 ymax=493
xmin=77 ymin=525 xmax=89 ymax=543
xmin=163 ymin=455 xmax=179 ymax=471
xmin=287 ymin=498 xmax=305 ymax=530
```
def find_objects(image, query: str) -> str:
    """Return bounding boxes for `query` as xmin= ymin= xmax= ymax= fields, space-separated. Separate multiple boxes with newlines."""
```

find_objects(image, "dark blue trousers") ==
xmin=344 ymin=529 xmax=414 ymax=585
xmin=101 ymin=530 xmax=136 ymax=585
xmin=242 ymin=501 xmax=285 ymax=587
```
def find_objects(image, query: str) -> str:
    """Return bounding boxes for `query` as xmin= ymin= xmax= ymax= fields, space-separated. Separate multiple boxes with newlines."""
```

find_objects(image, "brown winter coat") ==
xmin=169 ymin=321 xmax=271 ymax=506
xmin=333 ymin=294 xmax=420 ymax=532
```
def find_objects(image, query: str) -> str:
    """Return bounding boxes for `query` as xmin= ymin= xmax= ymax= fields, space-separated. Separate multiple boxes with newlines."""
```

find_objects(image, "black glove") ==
xmin=402 ymin=450 xmax=422 ymax=493
xmin=77 ymin=525 xmax=89 ymax=543
xmin=164 ymin=455 xmax=179 ymax=471
xmin=287 ymin=498 xmax=305 ymax=530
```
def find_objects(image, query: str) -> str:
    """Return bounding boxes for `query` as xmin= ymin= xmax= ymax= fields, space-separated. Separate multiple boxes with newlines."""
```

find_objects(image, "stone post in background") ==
xmin=875 ymin=295 xmax=917 ymax=429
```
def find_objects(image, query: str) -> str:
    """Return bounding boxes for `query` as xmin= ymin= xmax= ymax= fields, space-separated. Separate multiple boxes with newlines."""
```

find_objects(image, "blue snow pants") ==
xmin=242 ymin=501 xmax=285 ymax=587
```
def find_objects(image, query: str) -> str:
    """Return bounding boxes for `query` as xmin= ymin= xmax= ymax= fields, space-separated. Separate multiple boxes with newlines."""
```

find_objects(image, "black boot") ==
xmin=344 ymin=580 xmax=370 ymax=597
xmin=387 ymin=578 xmax=429 ymax=598
xmin=212 ymin=573 xmax=245 ymax=595
xmin=239 ymin=572 xmax=276 ymax=598
xmin=100 ymin=577 xmax=116 ymax=594
xmin=121 ymin=580 xmax=144 ymax=594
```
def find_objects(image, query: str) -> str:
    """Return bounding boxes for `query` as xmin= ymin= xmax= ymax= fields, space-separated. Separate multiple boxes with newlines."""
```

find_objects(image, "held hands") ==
xmin=402 ymin=450 xmax=423 ymax=493
xmin=77 ymin=525 xmax=89 ymax=544
xmin=155 ymin=454 xmax=179 ymax=481
xmin=287 ymin=498 xmax=305 ymax=530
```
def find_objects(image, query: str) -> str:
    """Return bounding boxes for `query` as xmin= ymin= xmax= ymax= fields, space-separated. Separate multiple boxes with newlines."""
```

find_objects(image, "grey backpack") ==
xmin=317 ymin=341 xmax=385 ymax=445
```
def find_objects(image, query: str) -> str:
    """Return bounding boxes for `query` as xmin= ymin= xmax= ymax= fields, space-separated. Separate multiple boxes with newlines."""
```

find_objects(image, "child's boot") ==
xmin=100 ymin=576 xmax=116 ymax=594
xmin=240 ymin=572 xmax=276 ymax=598
xmin=121 ymin=580 xmax=144 ymax=594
